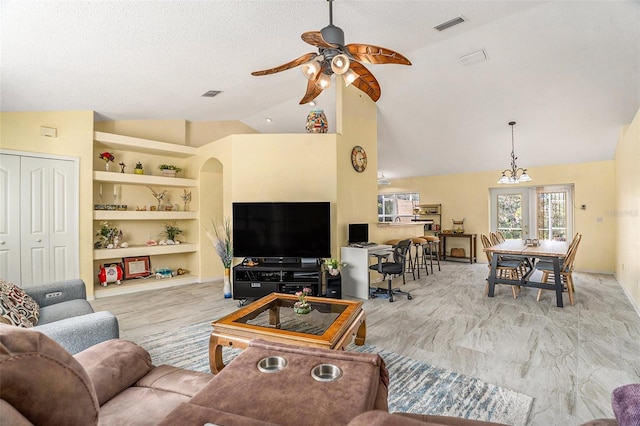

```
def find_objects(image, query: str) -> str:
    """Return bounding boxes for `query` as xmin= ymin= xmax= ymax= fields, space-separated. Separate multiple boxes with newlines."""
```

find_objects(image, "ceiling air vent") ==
xmin=434 ymin=15 xmax=466 ymax=31
xmin=201 ymin=90 xmax=222 ymax=98
xmin=460 ymin=49 xmax=487 ymax=65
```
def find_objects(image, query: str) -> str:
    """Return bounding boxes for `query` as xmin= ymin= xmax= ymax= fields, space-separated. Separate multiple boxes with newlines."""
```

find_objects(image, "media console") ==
xmin=232 ymin=262 xmax=322 ymax=301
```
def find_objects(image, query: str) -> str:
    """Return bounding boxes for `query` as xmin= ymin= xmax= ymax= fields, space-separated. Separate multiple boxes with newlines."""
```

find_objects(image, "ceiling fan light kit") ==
xmin=251 ymin=0 xmax=412 ymax=105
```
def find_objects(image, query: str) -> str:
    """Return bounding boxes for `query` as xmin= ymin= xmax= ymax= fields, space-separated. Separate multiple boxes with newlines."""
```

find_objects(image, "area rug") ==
xmin=135 ymin=322 xmax=533 ymax=426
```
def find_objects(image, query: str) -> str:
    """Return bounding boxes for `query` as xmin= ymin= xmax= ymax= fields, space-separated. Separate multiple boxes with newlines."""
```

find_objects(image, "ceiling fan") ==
xmin=251 ymin=0 xmax=412 ymax=104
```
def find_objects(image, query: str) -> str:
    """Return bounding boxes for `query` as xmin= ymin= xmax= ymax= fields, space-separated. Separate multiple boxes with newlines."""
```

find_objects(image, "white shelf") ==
xmin=94 ymin=131 xmax=197 ymax=158
xmin=93 ymin=171 xmax=198 ymax=187
xmin=93 ymin=274 xmax=199 ymax=298
xmin=93 ymin=210 xmax=197 ymax=220
xmin=93 ymin=243 xmax=198 ymax=260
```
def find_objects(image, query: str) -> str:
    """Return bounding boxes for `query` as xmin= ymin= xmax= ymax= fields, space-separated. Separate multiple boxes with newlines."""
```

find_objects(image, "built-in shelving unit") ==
xmin=413 ymin=203 xmax=442 ymax=234
xmin=92 ymin=131 xmax=200 ymax=297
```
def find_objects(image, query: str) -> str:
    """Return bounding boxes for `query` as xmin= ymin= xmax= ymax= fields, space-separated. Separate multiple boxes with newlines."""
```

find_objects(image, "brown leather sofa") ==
xmin=0 ymin=324 xmax=507 ymax=426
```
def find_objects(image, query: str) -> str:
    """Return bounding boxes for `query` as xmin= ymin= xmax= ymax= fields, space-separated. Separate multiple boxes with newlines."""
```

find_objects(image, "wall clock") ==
xmin=351 ymin=146 xmax=367 ymax=173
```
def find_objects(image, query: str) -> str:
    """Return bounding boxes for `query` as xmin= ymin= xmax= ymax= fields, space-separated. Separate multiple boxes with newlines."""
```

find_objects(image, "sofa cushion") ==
xmin=74 ymin=338 xmax=155 ymax=405
xmin=612 ymin=383 xmax=640 ymax=426
xmin=0 ymin=324 xmax=99 ymax=425
xmin=0 ymin=280 xmax=39 ymax=326
xmin=37 ymin=299 xmax=94 ymax=324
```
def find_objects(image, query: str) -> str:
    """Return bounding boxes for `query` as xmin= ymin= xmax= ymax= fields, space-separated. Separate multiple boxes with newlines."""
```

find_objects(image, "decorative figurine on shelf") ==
xmin=181 ymin=189 xmax=192 ymax=212
xmin=134 ymin=162 xmax=144 ymax=175
xmin=98 ymin=263 xmax=123 ymax=287
xmin=118 ymin=162 xmax=126 ymax=173
xmin=147 ymin=186 xmax=167 ymax=210
xmin=293 ymin=287 xmax=312 ymax=314
xmin=99 ymin=152 xmax=115 ymax=171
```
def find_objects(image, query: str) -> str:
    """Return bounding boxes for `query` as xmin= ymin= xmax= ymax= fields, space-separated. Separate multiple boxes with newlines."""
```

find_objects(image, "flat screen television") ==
xmin=232 ymin=202 xmax=331 ymax=259
xmin=348 ymin=223 xmax=369 ymax=244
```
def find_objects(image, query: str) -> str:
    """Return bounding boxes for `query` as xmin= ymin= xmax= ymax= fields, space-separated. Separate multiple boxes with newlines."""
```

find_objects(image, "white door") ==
xmin=20 ymin=156 xmax=78 ymax=286
xmin=0 ymin=155 xmax=21 ymax=283
xmin=490 ymin=187 xmax=531 ymax=239
xmin=0 ymin=153 xmax=79 ymax=287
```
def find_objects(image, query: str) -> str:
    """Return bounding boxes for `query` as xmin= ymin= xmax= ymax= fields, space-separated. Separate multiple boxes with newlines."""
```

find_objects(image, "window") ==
xmin=536 ymin=188 xmax=569 ymax=241
xmin=378 ymin=193 xmax=420 ymax=223
xmin=497 ymin=193 xmax=523 ymax=239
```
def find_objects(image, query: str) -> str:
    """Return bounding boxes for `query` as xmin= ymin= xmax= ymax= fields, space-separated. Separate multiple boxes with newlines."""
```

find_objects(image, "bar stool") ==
xmin=411 ymin=237 xmax=429 ymax=278
xmin=423 ymin=235 xmax=441 ymax=274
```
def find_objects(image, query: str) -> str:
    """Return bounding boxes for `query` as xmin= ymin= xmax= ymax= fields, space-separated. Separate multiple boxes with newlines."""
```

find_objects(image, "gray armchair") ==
xmin=25 ymin=279 xmax=119 ymax=354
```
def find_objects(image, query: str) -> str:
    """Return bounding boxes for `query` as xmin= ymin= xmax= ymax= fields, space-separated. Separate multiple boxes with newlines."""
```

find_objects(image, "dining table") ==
xmin=484 ymin=239 xmax=570 ymax=307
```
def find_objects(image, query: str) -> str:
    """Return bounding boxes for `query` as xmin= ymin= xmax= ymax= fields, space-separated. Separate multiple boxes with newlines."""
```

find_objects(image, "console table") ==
xmin=438 ymin=233 xmax=477 ymax=264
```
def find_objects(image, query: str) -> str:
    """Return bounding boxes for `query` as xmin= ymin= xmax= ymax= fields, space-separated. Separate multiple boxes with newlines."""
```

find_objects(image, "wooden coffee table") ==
xmin=209 ymin=292 xmax=366 ymax=373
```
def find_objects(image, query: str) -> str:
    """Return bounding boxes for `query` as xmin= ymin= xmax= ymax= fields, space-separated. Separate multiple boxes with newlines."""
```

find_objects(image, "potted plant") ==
xmin=158 ymin=164 xmax=182 ymax=177
xmin=324 ymin=258 xmax=344 ymax=276
xmin=134 ymin=162 xmax=144 ymax=175
xmin=160 ymin=221 xmax=184 ymax=243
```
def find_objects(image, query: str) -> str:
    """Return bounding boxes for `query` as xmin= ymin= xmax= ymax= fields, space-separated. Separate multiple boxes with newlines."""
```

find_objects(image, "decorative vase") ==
xmin=223 ymin=268 xmax=232 ymax=299
xmin=305 ymin=109 xmax=328 ymax=133
xmin=134 ymin=168 xmax=143 ymax=175
xmin=105 ymin=162 xmax=110 ymax=172
xmin=329 ymin=267 xmax=339 ymax=276
xmin=293 ymin=302 xmax=312 ymax=314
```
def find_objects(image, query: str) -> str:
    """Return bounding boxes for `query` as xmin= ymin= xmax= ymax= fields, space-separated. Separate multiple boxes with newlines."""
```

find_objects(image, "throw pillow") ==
xmin=0 ymin=280 xmax=40 ymax=326
xmin=612 ymin=383 xmax=640 ymax=426
xmin=0 ymin=292 xmax=34 ymax=327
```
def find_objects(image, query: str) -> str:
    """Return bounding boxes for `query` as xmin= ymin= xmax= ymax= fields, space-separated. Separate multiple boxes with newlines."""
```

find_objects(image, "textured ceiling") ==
xmin=2 ymin=1 xmax=639 ymax=180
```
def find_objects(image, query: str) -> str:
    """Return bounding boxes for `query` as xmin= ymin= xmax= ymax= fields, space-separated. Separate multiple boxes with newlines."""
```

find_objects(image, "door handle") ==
xmin=36 ymin=238 xmax=42 ymax=242
xmin=0 ymin=241 xmax=4 ymax=245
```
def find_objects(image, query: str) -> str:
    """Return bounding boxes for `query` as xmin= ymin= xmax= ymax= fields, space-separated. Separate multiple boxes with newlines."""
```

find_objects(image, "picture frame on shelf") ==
xmin=123 ymin=256 xmax=151 ymax=279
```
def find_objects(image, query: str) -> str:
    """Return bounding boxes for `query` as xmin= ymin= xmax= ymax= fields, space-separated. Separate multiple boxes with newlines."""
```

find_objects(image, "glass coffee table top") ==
xmin=235 ymin=296 xmax=348 ymax=336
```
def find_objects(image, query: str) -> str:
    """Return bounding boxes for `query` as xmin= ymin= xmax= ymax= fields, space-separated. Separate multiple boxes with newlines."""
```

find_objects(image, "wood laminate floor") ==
xmin=91 ymin=261 xmax=640 ymax=426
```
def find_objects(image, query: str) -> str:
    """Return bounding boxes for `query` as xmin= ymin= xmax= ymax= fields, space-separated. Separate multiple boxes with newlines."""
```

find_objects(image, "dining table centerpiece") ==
xmin=293 ymin=287 xmax=312 ymax=314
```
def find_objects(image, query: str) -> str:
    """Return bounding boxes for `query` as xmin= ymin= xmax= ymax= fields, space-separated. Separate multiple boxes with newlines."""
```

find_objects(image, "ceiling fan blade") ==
xmin=346 ymin=44 xmax=412 ymax=66
xmin=301 ymin=31 xmax=337 ymax=49
xmin=349 ymin=61 xmax=381 ymax=102
xmin=251 ymin=52 xmax=318 ymax=76
xmin=299 ymin=74 xmax=324 ymax=105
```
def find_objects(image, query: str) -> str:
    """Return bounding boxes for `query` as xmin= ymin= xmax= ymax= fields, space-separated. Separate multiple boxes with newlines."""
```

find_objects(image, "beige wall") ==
xmin=0 ymin=111 xmax=95 ymax=292
xmin=378 ymin=160 xmax=616 ymax=273
xmin=614 ymin=108 xmax=640 ymax=308
xmin=95 ymin=119 xmax=258 ymax=147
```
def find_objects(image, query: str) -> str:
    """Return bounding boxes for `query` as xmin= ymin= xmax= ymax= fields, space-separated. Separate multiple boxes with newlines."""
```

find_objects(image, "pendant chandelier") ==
xmin=498 ymin=121 xmax=532 ymax=184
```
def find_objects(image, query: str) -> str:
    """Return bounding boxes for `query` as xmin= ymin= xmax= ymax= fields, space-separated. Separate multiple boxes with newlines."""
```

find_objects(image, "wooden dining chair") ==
xmin=496 ymin=231 xmax=506 ymax=243
xmin=480 ymin=233 xmax=521 ymax=299
xmin=490 ymin=232 xmax=500 ymax=245
xmin=535 ymin=233 xmax=582 ymax=306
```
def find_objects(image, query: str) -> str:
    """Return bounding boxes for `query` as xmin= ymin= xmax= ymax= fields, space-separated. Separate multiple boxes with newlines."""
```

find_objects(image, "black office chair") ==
xmin=369 ymin=239 xmax=413 ymax=302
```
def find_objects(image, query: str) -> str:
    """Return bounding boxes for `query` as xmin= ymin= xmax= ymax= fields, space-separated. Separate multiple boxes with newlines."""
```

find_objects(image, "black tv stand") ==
xmin=233 ymin=262 xmax=322 ymax=301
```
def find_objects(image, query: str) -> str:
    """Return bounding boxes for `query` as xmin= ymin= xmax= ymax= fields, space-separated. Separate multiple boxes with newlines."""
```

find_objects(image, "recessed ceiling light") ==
xmin=201 ymin=90 xmax=222 ymax=97
xmin=265 ymin=118 xmax=272 ymax=123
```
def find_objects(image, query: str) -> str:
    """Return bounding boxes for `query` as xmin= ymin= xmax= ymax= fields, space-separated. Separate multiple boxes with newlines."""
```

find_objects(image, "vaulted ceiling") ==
xmin=2 ymin=1 xmax=639 ymax=180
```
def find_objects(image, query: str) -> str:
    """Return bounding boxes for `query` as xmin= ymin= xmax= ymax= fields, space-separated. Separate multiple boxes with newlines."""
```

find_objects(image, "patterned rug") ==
xmin=135 ymin=321 xmax=533 ymax=426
